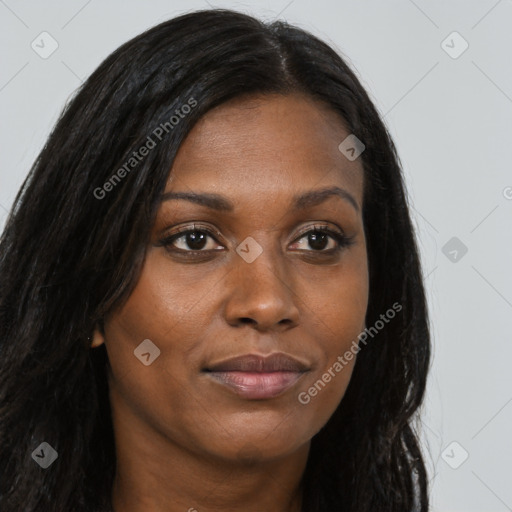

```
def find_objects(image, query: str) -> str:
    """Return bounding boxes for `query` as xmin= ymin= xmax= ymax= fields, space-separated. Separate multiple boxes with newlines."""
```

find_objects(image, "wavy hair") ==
xmin=0 ymin=8 xmax=431 ymax=511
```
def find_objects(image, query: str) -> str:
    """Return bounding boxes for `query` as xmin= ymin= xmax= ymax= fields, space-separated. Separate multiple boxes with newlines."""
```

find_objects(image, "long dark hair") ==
xmin=0 ymin=8 xmax=431 ymax=511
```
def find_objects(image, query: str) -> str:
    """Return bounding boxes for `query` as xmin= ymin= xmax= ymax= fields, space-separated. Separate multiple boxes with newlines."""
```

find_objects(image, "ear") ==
xmin=90 ymin=324 xmax=106 ymax=348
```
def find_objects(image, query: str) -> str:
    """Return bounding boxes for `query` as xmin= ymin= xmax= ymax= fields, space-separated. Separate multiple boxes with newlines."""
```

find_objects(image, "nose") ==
xmin=223 ymin=245 xmax=300 ymax=332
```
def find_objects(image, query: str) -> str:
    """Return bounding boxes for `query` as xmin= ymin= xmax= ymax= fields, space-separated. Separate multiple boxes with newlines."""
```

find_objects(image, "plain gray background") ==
xmin=1 ymin=1 xmax=511 ymax=510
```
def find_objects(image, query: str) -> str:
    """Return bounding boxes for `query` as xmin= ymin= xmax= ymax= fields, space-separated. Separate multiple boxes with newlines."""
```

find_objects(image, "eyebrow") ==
xmin=160 ymin=185 xmax=359 ymax=213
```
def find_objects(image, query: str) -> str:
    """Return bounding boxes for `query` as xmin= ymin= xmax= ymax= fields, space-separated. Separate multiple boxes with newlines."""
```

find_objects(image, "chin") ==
xmin=207 ymin=431 xmax=309 ymax=464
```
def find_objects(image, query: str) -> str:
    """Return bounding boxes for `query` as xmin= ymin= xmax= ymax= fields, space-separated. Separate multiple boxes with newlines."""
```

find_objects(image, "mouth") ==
xmin=202 ymin=353 xmax=310 ymax=400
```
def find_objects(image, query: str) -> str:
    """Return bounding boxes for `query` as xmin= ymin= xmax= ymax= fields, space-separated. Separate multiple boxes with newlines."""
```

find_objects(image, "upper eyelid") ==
xmin=172 ymin=223 xmax=222 ymax=239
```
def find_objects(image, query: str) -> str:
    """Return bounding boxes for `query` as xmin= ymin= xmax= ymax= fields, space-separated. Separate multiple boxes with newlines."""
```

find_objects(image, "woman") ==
xmin=0 ymin=8 xmax=431 ymax=512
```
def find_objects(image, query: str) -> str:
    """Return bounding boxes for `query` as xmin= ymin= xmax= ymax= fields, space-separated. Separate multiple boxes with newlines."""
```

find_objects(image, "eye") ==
xmin=290 ymin=225 xmax=354 ymax=253
xmin=158 ymin=224 xmax=224 ymax=254
xmin=157 ymin=223 xmax=355 ymax=258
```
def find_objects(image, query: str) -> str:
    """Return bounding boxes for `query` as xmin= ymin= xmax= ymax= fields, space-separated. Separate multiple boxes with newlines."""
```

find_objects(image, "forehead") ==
xmin=166 ymin=93 xmax=363 ymax=205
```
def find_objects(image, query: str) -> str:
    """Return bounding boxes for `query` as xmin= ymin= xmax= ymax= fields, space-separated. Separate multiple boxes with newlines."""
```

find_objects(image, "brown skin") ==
xmin=92 ymin=92 xmax=369 ymax=512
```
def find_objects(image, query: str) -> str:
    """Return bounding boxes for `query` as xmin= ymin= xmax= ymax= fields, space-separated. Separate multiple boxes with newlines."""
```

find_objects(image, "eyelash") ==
xmin=157 ymin=223 xmax=355 ymax=258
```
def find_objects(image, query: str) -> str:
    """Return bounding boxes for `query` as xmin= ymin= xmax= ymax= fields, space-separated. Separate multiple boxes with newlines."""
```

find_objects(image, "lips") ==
xmin=204 ymin=353 xmax=310 ymax=373
xmin=203 ymin=353 xmax=310 ymax=400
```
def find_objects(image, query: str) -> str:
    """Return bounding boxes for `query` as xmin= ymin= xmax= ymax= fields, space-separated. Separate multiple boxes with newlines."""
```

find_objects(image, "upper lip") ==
xmin=204 ymin=353 xmax=310 ymax=373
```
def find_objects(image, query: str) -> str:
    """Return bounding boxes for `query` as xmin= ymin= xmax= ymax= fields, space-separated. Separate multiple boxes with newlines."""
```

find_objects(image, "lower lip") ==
xmin=205 ymin=371 xmax=306 ymax=400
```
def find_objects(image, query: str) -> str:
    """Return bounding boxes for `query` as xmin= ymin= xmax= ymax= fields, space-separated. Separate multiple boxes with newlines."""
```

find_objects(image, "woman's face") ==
xmin=93 ymin=93 xmax=368 ymax=463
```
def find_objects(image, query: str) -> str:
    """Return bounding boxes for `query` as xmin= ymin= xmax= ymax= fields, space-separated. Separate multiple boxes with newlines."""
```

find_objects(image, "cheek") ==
xmin=101 ymin=255 xmax=209 ymax=404
xmin=302 ymin=251 xmax=369 ymax=345
xmin=296 ymin=358 xmax=356 ymax=438
xmin=101 ymin=260 xmax=214 ymax=446
xmin=105 ymin=252 xmax=212 ymax=355
xmin=294 ymin=323 xmax=361 ymax=439
xmin=293 ymin=255 xmax=368 ymax=427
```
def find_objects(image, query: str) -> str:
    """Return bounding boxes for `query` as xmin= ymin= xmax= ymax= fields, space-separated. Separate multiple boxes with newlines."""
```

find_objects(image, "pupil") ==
xmin=187 ymin=231 xmax=207 ymax=250
xmin=309 ymin=231 xmax=328 ymax=250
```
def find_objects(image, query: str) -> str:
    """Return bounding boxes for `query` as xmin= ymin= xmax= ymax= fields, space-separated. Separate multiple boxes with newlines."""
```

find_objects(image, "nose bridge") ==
xmin=223 ymin=235 xmax=299 ymax=330
xmin=241 ymin=242 xmax=287 ymax=292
